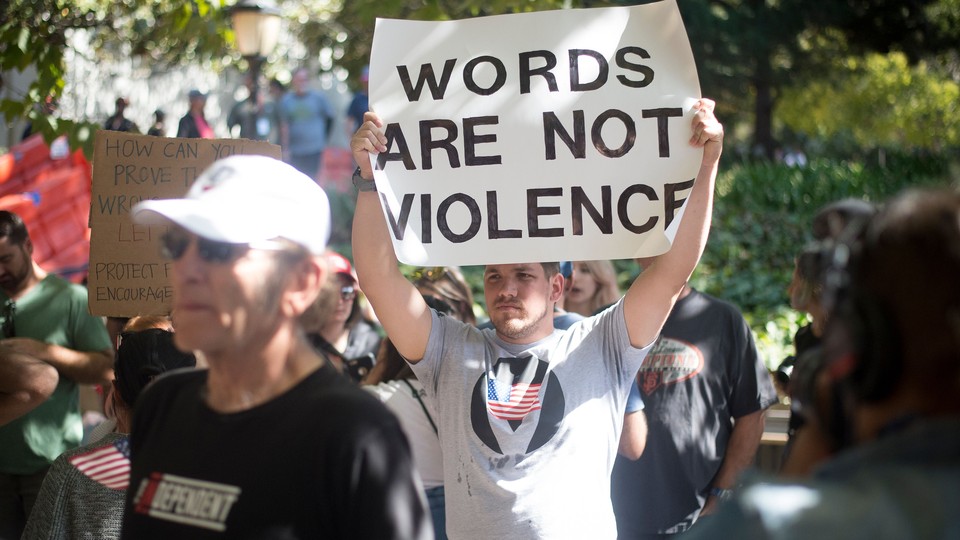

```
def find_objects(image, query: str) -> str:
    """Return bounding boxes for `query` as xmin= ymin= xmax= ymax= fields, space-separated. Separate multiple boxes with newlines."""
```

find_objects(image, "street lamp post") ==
xmin=230 ymin=0 xmax=281 ymax=136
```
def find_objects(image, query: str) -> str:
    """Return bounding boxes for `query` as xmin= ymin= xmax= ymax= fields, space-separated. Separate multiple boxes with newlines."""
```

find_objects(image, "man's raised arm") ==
xmin=350 ymin=113 xmax=433 ymax=363
xmin=622 ymin=99 xmax=724 ymax=348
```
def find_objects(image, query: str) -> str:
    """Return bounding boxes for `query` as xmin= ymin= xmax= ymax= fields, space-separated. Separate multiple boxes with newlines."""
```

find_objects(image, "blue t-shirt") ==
xmin=278 ymin=90 xmax=335 ymax=156
xmin=346 ymin=92 xmax=368 ymax=130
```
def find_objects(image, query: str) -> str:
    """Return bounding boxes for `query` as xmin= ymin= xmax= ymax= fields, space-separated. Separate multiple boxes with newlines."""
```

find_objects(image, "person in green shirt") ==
xmin=0 ymin=210 xmax=113 ymax=539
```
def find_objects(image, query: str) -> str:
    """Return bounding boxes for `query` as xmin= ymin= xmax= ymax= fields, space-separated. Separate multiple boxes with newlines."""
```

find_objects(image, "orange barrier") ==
xmin=0 ymin=135 xmax=92 ymax=283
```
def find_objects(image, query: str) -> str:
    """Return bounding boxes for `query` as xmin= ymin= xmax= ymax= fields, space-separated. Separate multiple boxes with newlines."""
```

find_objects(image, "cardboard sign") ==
xmin=368 ymin=0 xmax=701 ymax=265
xmin=88 ymin=131 xmax=281 ymax=316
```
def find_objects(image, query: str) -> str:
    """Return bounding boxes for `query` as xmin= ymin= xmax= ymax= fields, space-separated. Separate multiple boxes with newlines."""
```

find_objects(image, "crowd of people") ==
xmin=1 ymin=88 xmax=958 ymax=540
xmin=96 ymin=65 xmax=362 ymax=189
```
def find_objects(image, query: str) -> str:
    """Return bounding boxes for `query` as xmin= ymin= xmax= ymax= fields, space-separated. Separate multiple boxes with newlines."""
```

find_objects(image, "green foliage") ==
xmin=1 ymin=0 xmax=233 ymax=159
xmin=744 ymin=306 xmax=809 ymax=372
xmin=1 ymin=2 xmax=78 ymax=148
xmin=668 ymin=0 xmax=960 ymax=157
xmin=325 ymin=189 xmax=357 ymax=255
xmin=691 ymin=155 xmax=955 ymax=369
xmin=778 ymin=52 xmax=960 ymax=150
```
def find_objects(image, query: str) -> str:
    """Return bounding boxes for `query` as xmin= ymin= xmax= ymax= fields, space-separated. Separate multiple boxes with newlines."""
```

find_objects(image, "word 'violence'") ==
xmin=382 ymin=179 xmax=694 ymax=244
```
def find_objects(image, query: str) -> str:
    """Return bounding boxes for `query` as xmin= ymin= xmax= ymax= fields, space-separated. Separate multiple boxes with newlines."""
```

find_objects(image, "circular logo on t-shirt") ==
xmin=469 ymin=355 xmax=565 ymax=455
xmin=638 ymin=336 xmax=704 ymax=395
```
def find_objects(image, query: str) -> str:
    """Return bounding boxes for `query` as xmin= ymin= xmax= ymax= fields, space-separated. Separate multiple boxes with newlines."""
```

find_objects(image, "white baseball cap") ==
xmin=132 ymin=155 xmax=330 ymax=255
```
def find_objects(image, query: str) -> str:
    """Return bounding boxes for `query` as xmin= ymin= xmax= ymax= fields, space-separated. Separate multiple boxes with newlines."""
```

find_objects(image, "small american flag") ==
xmin=487 ymin=378 xmax=541 ymax=420
xmin=69 ymin=437 xmax=131 ymax=490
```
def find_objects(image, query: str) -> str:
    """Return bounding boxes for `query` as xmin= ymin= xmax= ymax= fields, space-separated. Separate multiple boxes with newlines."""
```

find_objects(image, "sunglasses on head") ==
xmin=340 ymin=286 xmax=357 ymax=302
xmin=160 ymin=229 xmax=292 ymax=264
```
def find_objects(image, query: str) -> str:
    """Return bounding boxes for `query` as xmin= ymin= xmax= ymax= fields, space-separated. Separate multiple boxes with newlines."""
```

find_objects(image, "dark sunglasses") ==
xmin=160 ymin=230 xmax=290 ymax=264
xmin=340 ymin=286 xmax=357 ymax=301
xmin=160 ymin=230 xmax=245 ymax=263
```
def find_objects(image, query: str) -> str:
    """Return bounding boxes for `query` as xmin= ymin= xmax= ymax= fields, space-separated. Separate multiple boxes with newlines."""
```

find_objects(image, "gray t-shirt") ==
xmin=410 ymin=300 xmax=649 ymax=539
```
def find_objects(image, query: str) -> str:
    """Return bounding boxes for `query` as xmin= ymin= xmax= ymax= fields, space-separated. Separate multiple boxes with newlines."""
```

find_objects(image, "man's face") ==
xmin=292 ymin=70 xmax=308 ymax=94
xmin=0 ymin=237 xmax=33 ymax=296
xmin=166 ymin=228 xmax=290 ymax=356
xmin=483 ymin=263 xmax=562 ymax=344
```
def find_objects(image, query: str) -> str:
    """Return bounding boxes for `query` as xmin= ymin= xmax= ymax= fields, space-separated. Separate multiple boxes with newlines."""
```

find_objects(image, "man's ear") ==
xmin=549 ymin=273 xmax=564 ymax=304
xmin=282 ymin=256 xmax=326 ymax=319
xmin=23 ymin=237 xmax=33 ymax=257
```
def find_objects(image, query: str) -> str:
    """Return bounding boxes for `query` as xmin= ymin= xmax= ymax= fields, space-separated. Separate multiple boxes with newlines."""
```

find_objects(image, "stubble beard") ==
xmin=494 ymin=303 xmax=549 ymax=341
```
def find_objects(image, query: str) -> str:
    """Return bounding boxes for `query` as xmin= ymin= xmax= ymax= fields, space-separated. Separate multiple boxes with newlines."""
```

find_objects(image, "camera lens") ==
xmin=776 ymin=356 xmax=796 ymax=387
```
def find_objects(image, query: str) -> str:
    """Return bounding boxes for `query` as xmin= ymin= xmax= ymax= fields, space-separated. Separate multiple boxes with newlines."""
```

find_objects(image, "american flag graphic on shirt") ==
xmin=487 ymin=377 xmax=542 ymax=420
xmin=69 ymin=437 xmax=131 ymax=490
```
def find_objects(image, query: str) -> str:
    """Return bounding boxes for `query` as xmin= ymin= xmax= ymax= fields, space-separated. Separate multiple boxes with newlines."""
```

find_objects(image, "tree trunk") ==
xmin=753 ymin=51 xmax=775 ymax=160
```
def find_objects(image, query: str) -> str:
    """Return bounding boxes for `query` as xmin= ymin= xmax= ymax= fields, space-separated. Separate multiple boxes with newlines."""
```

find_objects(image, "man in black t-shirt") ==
xmin=121 ymin=155 xmax=431 ymax=539
xmin=612 ymin=276 xmax=778 ymax=539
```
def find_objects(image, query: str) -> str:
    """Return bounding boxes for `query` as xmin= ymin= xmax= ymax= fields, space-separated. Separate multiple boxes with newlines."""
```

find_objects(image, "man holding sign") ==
xmin=354 ymin=92 xmax=720 ymax=537
xmin=353 ymin=3 xmax=722 ymax=537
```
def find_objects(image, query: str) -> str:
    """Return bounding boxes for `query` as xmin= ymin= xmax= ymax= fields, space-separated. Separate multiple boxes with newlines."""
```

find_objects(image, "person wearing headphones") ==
xmin=686 ymin=187 xmax=960 ymax=539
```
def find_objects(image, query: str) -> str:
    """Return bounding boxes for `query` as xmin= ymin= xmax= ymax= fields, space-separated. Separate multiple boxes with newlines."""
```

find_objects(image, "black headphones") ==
xmin=794 ymin=213 xmax=903 ymax=449
xmin=821 ymin=217 xmax=903 ymax=404
xmin=799 ymin=190 xmax=960 ymax=449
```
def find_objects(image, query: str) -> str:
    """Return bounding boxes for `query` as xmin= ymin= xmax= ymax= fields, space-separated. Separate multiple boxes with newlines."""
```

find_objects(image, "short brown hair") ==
xmin=540 ymin=262 xmax=560 ymax=277
xmin=0 ymin=211 xmax=29 ymax=245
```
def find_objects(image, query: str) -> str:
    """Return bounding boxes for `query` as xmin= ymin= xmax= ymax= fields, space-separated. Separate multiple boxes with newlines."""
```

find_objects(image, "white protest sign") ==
xmin=369 ymin=0 xmax=700 ymax=265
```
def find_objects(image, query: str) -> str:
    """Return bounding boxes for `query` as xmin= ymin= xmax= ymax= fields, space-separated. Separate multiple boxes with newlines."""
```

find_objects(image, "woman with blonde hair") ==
xmin=564 ymin=260 xmax=622 ymax=316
